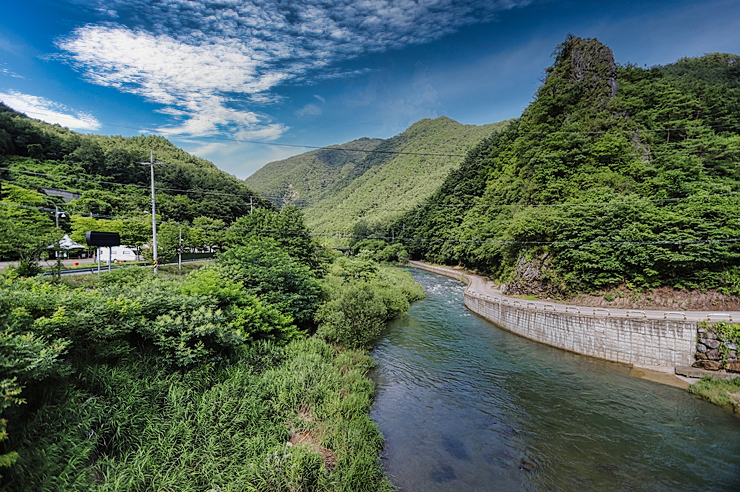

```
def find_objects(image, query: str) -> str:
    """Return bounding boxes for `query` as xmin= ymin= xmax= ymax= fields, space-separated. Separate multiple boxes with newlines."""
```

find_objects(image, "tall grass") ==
xmin=2 ymin=339 xmax=392 ymax=491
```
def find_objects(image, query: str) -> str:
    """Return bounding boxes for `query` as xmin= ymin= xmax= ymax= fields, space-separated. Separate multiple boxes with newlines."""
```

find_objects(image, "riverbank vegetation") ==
xmin=689 ymin=376 xmax=740 ymax=415
xmin=0 ymin=205 xmax=423 ymax=490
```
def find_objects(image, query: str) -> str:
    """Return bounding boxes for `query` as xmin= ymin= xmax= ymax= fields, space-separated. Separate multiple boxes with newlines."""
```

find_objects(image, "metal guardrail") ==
xmin=542 ymin=304 xmax=556 ymax=311
xmin=625 ymin=310 xmax=646 ymax=318
xmin=42 ymin=258 xmax=207 ymax=277
xmin=526 ymin=302 xmax=537 ymax=309
xmin=663 ymin=311 xmax=687 ymax=320
xmin=593 ymin=308 xmax=611 ymax=316
xmin=565 ymin=306 xmax=581 ymax=314
xmin=707 ymin=313 xmax=733 ymax=322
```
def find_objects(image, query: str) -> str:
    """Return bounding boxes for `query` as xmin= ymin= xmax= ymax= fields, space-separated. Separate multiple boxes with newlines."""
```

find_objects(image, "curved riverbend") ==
xmin=370 ymin=269 xmax=740 ymax=491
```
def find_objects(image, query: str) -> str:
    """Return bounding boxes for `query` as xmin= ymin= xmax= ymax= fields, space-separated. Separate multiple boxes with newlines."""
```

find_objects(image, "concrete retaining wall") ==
xmin=413 ymin=263 xmax=697 ymax=369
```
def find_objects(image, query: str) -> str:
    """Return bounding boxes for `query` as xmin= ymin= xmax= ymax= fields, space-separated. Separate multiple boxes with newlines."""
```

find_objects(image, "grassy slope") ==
xmin=302 ymin=117 xmax=510 ymax=237
xmin=245 ymin=138 xmax=384 ymax=207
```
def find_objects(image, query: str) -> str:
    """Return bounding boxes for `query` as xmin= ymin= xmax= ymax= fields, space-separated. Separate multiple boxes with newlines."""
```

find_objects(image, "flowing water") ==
xmin=370 ymin=269 xmax=740 ymax=491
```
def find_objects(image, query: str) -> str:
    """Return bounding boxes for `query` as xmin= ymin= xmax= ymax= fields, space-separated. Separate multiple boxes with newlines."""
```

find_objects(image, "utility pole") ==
xmin=250 ymin=196 xmax=253 ymax=215
xmin=139 ymin=149 xmax=163 ymax=274
xmin=178 ymin=226 xmax=182 ymax=271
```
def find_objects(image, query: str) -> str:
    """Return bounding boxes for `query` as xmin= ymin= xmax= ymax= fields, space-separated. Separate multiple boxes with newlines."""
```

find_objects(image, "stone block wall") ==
xmin=410 ymin=262 xmax=698 ymax=368
xmin=463 ymin=292 xmax=697 ymax=368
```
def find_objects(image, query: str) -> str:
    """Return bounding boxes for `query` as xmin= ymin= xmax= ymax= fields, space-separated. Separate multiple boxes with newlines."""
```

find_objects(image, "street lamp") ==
xmin=139 ymin=149 xmax=164 ymax=274
xmin=54 ymin=206 xmax=66 ymax=261
xmin=54 ymin=206 xmax=66 ymax=228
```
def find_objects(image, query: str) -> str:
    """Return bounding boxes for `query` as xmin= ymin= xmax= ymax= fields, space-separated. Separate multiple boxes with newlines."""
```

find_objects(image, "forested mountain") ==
xmin=244 ymin=137 xmax=384 ymax=207
xmin=0 ymin=103 xmax=275 ymax=265
xmin=392 ymin=36 xmax=740 ymax=295
xmin=247 ymin=116 xmax=510 ymax=239
xmin=0 ymin=103 xmax=272 ymax=223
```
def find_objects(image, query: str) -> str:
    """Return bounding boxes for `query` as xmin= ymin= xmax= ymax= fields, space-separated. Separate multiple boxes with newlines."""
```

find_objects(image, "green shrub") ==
xmin=216 ymin=239 xmax=323 ymax=329
xmin=316 ymin=283 xmax=387 ymax=350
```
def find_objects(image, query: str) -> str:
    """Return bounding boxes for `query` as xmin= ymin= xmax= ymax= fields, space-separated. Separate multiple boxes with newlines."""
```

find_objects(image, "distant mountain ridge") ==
xmin=245 ymin=137 xmax=384 ymax=207
xmin=246 ymin=116 xmax=511 ymax=238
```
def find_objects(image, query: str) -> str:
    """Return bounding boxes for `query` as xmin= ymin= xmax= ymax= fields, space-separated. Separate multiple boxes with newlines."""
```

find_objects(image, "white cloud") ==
xmin=314 ymin=95 xmax=325 ymax=103
xmin=0 ymin=90 xmax=101 ymax=130
xmin=58 ymin=0 xmax=532 ymax=138
xmin=0 ymin=67 xmax=24 ymax=79
xmin=295 ymin=103 xmax=322 ymax=117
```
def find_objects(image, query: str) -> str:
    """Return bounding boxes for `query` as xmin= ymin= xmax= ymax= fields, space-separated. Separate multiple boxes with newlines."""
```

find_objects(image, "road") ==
xmin=0 ymin=257 xmax=97 ymax=270
xmin=408 ymin=261 xmax=738 ymax=323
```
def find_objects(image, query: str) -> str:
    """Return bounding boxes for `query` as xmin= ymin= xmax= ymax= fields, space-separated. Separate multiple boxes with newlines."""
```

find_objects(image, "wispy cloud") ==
xmin=0 ymin=66 xmax=24 ymax=78
xmin=58 ymin=0 xmax=531 ymax=138
xmin=295 ymin=103 xmax=322 ymax=117
xmin=0 ymin=90 xmax=101 ymax=130
xmin=313 ymin=95 xmax=325 ymax=103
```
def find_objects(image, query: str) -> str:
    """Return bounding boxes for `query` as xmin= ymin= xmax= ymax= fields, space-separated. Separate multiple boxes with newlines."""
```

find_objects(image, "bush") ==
xmin=316 ymin=283 xmax=388 ymax=349
xmin=315 ymin=259 xmax=425 ymax=349
xmin=216 ymin=239 xmax=323 ymax=330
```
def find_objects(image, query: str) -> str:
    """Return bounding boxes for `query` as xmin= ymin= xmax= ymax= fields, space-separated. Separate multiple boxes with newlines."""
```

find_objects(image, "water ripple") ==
xmin=370 ymin=269 xmax=740 ymax=492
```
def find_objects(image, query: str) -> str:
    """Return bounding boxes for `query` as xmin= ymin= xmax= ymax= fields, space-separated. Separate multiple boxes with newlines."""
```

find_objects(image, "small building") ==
xmin=50 ymin=234 xmax=88 ymax=259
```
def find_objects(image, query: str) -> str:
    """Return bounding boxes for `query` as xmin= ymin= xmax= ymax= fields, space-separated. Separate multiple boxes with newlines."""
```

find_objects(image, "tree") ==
xmin=216 ymin=239 xmax=323 ymax=330
xmin=0 ymin=185 xmax=62 ymax=274
xmin=226 ymin=206 xmax=321 ymax=268
xmin=193 ymin=216 xmax=226 ymax=252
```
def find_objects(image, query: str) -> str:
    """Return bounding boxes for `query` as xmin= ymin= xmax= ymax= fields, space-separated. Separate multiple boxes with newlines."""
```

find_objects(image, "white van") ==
xmin=99 ymin=246 xmax=139 ymax=264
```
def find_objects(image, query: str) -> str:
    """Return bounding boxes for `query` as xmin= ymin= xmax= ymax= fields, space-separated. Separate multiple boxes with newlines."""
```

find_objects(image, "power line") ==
xmin=11 ymin=110 xmax=470 ymax=158
xmin=2 ymin=201 xmax=739 ymax=248
xmin=5 ymin=166 xmax=740 ymax=212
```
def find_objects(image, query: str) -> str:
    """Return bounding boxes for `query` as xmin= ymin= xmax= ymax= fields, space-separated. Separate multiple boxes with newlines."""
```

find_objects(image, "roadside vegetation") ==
xmin=0 ymin=205 xmax=423 ymax=490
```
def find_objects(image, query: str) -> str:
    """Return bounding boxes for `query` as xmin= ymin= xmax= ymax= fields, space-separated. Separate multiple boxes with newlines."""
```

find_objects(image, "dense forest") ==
xmin=247 ymin=117 xmax=511 ymax=240
xmin=384 ymin=36 xmax=740 ymax=296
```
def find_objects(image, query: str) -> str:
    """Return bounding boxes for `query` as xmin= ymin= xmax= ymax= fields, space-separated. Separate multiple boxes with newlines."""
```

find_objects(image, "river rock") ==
xmin=726 ymin=342 xmax=738 ymax=351
xmin=695 ymin=352 xmax=707 ymax=360
xmin=706 ymin=349 xmax=720 ymax=360
xmin=726 ymin=362 xmax=740 ymax=373
xmin=700 ymin=338 xmax=720 ymax=349
xmin=705 ymin=332 xmax=718 ymax=340
xmin=696 ymin=343 xmax=707 ymax=353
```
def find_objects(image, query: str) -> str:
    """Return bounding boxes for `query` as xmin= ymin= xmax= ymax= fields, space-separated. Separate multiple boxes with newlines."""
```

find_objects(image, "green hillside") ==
xmin=393 ymin=36 xmax=740 ymax=295
xmin=244 ymin=137 xmax=384 ymax=206
xmin=248 ymin=116 xmax=509 ymax=240
xmin=0 ymin=103 xmax=278 ymax=268
xmin=0 ymin=103 xmax=272 ymax=224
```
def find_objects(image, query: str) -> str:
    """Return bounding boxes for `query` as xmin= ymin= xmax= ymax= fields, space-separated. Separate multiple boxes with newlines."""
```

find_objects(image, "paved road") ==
xmin=0 ymin=257 xmax=97 ymax=270
xmin=408 ymin=261 xmax=739 ymax=323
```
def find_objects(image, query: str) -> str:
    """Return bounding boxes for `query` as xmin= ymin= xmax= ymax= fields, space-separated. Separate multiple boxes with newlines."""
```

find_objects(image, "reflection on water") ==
xmin=370 ymin=269 xmax=740 ymax=491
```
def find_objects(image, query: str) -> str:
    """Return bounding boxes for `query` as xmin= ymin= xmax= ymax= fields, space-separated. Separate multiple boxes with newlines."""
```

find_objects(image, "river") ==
xmin=369 ymin=269 xmax=740 ymax=491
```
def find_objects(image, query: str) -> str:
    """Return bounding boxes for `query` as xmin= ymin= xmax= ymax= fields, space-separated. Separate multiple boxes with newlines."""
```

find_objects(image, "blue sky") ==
xmin=1 ymin=0 xmax=738 ymax=178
